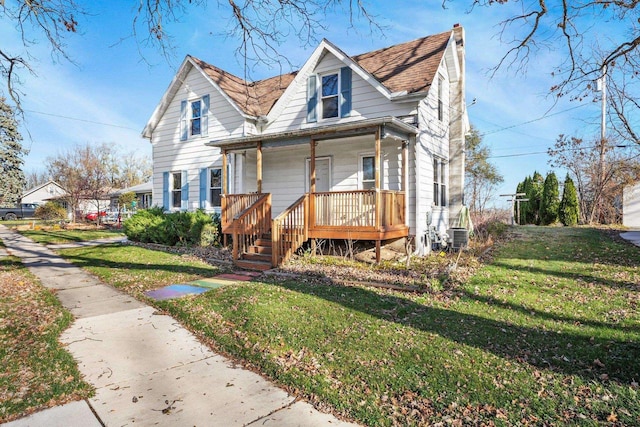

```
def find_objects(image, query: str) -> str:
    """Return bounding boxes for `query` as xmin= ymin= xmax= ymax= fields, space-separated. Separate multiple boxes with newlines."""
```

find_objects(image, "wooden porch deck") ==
xmin=222 ymin=190 xmax=409 ymax=268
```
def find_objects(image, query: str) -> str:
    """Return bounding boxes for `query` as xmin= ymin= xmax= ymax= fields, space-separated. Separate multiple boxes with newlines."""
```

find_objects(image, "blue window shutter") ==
xmin=307 ymin=75 xmax=317 ymax=123
xmin=201 ymin=95 xmax=209 ymax=137
xmin=180 ymin=100 xmax=188 ymax=141
xmin=162 ymin=172 xmax=169 ymax=211
xmin=340 ymin=67 xmax=352 ymax=118
xmin=181 ymin=170 xmax=189 ymax=211
xmin=199 ymin=168 xmax=207 ymax=209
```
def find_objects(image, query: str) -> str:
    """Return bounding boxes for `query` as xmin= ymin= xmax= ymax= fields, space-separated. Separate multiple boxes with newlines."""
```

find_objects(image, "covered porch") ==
xmin=208 ymin=117 xmax=416 ymax=268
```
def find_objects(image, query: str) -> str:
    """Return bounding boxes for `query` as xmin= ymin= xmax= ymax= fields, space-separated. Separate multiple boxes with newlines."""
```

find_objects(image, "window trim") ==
xmin=209 ymin=167 xmax=222 ymax=208
xmin=190 ymin=99 xmax=202 ymax=136
xmin=433 ymin=157 xmax=447 ymax=207
xmin=320 ymin=72 xmax=340 ymax=119
xmin=359 ymin=153 xmax=376 ymax=190
xmin=171 ymin=171 xmax=182 ymax=209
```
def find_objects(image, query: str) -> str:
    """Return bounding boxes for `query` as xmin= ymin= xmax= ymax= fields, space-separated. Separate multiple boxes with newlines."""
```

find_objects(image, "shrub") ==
xmin=200 ymin=214 xmax=222 ymax=247
xmin=34 ymin=202 xmax=67 ymax=221
xmin=123 ymin=208 xmax=217 ymax=247
xmin=123 ymin=208 xmax=164 ymax=242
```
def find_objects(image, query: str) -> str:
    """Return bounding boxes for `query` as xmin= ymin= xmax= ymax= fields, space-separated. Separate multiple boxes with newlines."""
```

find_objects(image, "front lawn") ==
xmin=19 ymin=229 xmax=124 ymax=245
xmin=57 ymin=227 xmax=640 ymax=425
xmin=0 ymin=256 xmax=93 ymax=423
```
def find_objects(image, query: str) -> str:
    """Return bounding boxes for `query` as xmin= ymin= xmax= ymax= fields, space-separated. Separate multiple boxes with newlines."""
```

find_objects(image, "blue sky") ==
xmin=3 ymin=1 xmax=606 ymax=206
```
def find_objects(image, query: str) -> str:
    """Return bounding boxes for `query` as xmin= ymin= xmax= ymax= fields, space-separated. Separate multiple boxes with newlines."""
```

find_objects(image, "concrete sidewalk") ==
xmin=620 ymin=230 xmax=640 ymax=247
xmin=0 ymin=226 xmax=358 ymax=427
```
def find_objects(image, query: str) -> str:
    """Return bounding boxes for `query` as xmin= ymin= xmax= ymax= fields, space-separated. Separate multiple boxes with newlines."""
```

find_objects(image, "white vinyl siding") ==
xmin=151 ymin=65 xmax=245 ymax=208
xmin=266 ymin=53 xmax=411 ymax=134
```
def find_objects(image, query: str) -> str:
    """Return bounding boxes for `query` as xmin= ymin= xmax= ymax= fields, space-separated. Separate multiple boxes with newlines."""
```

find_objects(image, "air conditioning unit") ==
xmin=448 ymin=228 xmax=468 ymax=250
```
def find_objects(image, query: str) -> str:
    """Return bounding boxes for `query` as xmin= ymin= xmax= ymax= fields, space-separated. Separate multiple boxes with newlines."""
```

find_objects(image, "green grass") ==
xmin=57 ymin=227 xmax=640 ymax=425
xmin=20 ymin=229 xmax=124 ymax=245
xmin=0 ymin=256 xmax=93 ymax=423
xmin=57 ymin=244 xmax=223 ymax=297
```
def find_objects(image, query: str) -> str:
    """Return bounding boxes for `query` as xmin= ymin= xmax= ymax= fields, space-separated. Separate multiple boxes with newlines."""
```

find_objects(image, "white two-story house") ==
xmin=143 ymin=25 xmax=468 ymax=269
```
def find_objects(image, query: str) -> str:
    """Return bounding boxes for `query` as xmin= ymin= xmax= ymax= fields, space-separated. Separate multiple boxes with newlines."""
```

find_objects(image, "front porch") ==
xmin=210 ymin=117 xmax=416 ymax=269
xmin=221 ymin=189 xmax=408 ymax=268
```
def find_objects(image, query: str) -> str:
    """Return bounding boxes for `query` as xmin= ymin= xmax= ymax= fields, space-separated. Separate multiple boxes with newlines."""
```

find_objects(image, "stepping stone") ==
xmin=145 ymin=284 xmax=209 ymax=301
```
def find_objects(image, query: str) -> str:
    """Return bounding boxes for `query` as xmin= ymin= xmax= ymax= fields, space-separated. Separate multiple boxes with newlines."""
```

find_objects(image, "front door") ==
xmin=307 ymin=157 xmax=331 ymax=192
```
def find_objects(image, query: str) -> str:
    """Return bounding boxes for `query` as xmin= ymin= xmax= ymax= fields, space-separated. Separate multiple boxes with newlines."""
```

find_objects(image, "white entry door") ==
xmin=307 ymin=157 xmax=331 ymax=192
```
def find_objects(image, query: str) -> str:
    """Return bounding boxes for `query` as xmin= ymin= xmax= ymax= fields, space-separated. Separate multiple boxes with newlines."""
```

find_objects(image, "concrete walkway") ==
xmin=620 ymin=230 xmax=640 ymax=247
xmin=0 ymin=226 xmax=358 ymax=427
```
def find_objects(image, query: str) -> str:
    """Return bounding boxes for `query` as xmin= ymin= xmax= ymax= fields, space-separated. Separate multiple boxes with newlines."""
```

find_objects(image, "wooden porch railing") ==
xmin=380 ymin=190 xmax=406 ymax=227
xmin=230 ymin=193 xmax=272 ymax=260
xmin=222 ymin=190 xmax=406 ymax=267
xmin=272 ymin=194 xmax=309 ymax=266
xmin=221 ymin=193 xmax=263 ymax=232
xmin=310 ymin=190 xmax=405 ymax=229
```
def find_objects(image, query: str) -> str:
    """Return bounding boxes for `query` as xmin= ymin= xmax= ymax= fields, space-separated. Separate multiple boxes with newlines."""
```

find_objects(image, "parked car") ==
xmin=0 ymin=203 xmax=39 ymax=220
xmin=85 ymin=211 xmax=107 ymax=221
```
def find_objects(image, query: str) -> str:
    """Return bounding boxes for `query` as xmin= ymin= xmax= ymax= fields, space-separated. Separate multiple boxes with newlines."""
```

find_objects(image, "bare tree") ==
xmin=448 ymin=0 xmax=640 ymax=145
xmin=548 ymin=134 xmax=640 ymax=224
xmin=46 ymin=142 xmax=145 ymax=222
xmin=24 ymin=169 xmax=51 ymax=190
xmin=1 ymin=0 xmax=378 ymax=111
xmin=464 ymin=125 xmax=503 ymax=215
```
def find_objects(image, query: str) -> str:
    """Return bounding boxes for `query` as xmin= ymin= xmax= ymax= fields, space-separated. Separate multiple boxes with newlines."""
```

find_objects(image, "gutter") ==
xmin=206 ymin=116 xmax=418 ymax=149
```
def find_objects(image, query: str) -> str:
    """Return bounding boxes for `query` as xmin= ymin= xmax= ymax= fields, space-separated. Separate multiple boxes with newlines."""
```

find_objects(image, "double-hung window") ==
xmin=209 ymin=168 xmax=222 ymax=208
xmin=191 ymin=100 xmax=202 ymax=136
xmin=433 ymin=158 xmax=447 ymax=207
xmin=180 ymin=95 xmax=209 ymax=140
xmin=307 ymin=67 xmax=351 ymax=122
xmin=171 ymin=172 xmax=182 ymax=209
xmin=361 ymin=155 xmax=375 ymax=190
xmin=321 ymin=73 xmax=339 ymax=119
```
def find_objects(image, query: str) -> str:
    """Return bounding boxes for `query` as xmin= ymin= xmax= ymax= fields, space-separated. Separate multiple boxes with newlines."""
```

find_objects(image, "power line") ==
xmin=25 ymin=109 xmax=140 ymax=131
xmin=477 ymin=103 xmax=591 ymax=137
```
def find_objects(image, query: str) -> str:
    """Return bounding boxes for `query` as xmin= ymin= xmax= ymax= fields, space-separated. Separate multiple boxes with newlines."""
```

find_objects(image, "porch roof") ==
xmin=206 ymin=116 xmax=417 ymax=150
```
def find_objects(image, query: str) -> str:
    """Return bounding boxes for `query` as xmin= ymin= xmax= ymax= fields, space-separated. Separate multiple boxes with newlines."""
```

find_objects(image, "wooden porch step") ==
xmin=254 ymin=238 xmax=272 ymax=247
xmin=242 ymin=252 xmax=272 ymax=263
xmin=234 ymin=259 xmax=273 ymax=271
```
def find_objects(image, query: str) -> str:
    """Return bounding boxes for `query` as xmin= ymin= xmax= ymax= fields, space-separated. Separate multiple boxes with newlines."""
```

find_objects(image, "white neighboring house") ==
xmin=21 ymin=180 xmax=67 ymax=205
xmin=143 ymin=25 xmax=469 ymax=268
xmin=110 ymin=181 xmax=153 ymax=210
xmin=623 ymin=182 xmax=640 ymax=228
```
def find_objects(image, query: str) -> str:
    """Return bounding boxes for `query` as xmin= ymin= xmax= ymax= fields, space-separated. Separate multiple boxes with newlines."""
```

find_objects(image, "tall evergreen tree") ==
xmin=559 ymin=175 xmax=580 ymax=226
xmin=540 ymin=172 xmax=560 ymax=225
xmin=0 ymin=97 xmax=26 ymax=207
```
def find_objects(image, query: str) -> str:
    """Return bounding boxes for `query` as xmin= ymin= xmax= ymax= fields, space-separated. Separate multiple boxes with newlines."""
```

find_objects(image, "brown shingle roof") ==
xmin=352 ymin=31 xmax=451 ymax=94
xmin=191 ymin=30 xmax=451 ymax=116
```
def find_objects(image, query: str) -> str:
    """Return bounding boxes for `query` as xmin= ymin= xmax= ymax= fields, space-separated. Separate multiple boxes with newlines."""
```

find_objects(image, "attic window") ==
xmin=191 ymin=100 xmax=202 ymax=135
xmin=321 ymin=74 xmax=339 ymax=119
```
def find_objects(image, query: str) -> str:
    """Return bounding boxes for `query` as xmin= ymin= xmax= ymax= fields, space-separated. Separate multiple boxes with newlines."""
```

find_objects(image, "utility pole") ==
xmin=593 ymin=64 xmax=607 ymax=223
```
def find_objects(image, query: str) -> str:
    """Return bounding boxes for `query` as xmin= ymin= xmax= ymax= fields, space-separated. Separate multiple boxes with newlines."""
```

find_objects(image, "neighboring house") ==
xmin=623 ymin=182 xmax=640 ymax=228
xmin=110 ymin=181 xmax=153 ymax=210
xmin=21 ymin=180 xmax=67 ymax=205
xmin=143 ymin=25 xmax=469 ymax=269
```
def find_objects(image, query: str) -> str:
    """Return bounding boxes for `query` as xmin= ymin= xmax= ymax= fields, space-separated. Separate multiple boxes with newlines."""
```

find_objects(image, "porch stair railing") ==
xmin=272 ymin=194 xmax=309 ymax=266
xmin=228 ymin=193 xmax=272 ymax=270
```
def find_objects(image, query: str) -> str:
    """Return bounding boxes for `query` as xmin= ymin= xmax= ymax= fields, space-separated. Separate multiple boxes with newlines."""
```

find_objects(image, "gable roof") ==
xmin=21 ymin=180 xmax=66 ymax=199
xmin=143 ymin=29 xmax=455 ymax=137
xmin=191 ymin=57 xmax=297 ymax=117
xmin=352 ymin=31 xmax=451 ymax=95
